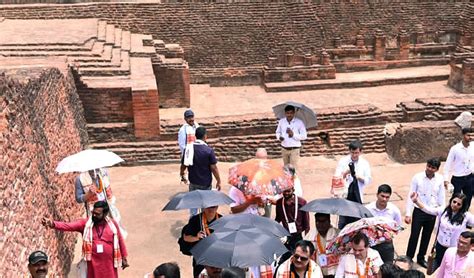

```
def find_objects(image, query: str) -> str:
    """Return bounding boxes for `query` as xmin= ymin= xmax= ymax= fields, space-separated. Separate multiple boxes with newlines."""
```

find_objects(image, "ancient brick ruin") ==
xmin=1 ymin=60 xmax=87 ymax=275
xmin=0 ymin=1 xmax=473 ymax=274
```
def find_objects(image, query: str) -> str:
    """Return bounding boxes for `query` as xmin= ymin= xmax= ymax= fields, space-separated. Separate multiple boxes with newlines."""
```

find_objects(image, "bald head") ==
xmin=255 ymin=148 xmax=267 ymax=159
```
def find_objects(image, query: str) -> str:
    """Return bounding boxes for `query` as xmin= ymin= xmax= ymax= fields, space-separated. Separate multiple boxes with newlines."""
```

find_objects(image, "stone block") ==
xmin=385 ymin=120 xmax=463 ymax=164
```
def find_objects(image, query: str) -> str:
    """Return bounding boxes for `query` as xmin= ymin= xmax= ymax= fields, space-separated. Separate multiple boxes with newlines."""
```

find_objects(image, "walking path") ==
xmin=160 ymin=68 xmax=456 ymax=121
xmin=69 ymin=67 xmax=463 ymax=277
xmin=69 ymin=153 xmax=473 ymax=277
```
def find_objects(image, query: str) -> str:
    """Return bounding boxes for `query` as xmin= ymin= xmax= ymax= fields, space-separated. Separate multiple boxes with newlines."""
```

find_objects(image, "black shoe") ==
xmin=417 ymin=258 xmax=428 ymax=268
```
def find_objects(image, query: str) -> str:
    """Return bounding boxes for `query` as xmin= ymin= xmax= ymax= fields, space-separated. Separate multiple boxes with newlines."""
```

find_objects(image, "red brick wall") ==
xmin=132 ymin=88 xmax=160 ymax=140
xmin=77 ymin=87 xmax=133 ymax=123
xmin=0 ymin=67 xmax=88 ymax=276
xmin=154 ymin=64 xmax=190 ymax=108
xmin=0 ymin=1 xmax=468 ymax=69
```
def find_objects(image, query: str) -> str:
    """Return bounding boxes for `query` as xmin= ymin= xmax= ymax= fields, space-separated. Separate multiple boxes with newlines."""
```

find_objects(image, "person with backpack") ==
xmin=180 ymin=205 xmax=222 ymax=278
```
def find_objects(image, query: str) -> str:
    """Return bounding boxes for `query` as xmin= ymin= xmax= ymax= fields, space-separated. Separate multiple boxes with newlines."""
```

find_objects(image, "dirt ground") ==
xmin=69 ymin=153 xmax=471 ymax=277
xmin=160 ymin=80 xmax=457 ymax=120
xmin=68 ymin=77 xmax=466 ymax=277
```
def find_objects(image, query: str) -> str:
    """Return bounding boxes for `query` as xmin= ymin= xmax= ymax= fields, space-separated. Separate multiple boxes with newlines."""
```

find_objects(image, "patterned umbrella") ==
xmin=326 ymin=217 xmax=402 ymax=254
xmin=228 ymin=158 xmax=294 ymax=195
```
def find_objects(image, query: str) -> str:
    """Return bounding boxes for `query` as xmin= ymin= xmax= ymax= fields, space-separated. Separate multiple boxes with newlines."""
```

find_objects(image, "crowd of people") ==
xmin=174 ymin=107 xmax=474 ymax=278
xmin=25 ymin=107 xmax=474 ymax=278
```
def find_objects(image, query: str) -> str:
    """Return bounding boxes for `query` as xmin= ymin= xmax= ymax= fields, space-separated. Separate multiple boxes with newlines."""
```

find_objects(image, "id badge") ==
xmin=318 ymin=254 xmax=328 ymax=267
xmin=288 ymin=222 xmax=297 ymax=233
xmin=96 ymin=244 xmax=104 ymax=253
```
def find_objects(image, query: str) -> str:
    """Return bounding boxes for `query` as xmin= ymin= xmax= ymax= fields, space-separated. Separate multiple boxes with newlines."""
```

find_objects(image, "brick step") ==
xmin=87 ymin=122 xmax=135 ymax=143
xmin=78 ymin=67 xmax=130 ymax=77
xmin=130 ymin=33 xmax=156 ymax=57
xmin=105 ymin=24 xmax=115 ymax=45
xmin=79 ymin=76 xmax=132 ymax=89
xmin=90 ymin=125 xmax=386 ymax=165
xmin=1 ymin=41 xmax=107 ymax=58
xmin=76 ymin=49 xmax=127 ymax=68
xmin=114 ymin=28 xmax=122 ymax=48
xmin=0 ymin=39 xmax=95 ymax=51
xmin=97 ymin=20 xmax=107 ymax=42
xmin=264 ymin=74 xmax=449 ymax=92
xmin=77 ymin=50 xmax=130 ymax=76
xmin=121 ymin=30 xmax=131 ymax=51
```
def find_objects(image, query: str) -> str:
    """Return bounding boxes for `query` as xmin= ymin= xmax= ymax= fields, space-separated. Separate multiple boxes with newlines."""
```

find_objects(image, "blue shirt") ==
xmin=184 ymin=144 xmax=217 ymax=186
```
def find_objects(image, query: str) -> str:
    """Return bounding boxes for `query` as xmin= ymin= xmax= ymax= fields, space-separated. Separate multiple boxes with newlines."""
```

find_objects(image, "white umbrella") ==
xmin=55 ymin=149 xmax=124 ymax=173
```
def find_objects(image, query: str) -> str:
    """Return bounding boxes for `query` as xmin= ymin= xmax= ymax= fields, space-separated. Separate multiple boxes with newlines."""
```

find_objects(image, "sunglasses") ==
xmin=293 ymin=254 xmax=309 ymax=262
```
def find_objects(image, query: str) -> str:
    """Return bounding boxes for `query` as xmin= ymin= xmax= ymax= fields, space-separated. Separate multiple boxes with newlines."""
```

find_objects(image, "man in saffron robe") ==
xmin=42 ymin=201 xmax=129 ymax=278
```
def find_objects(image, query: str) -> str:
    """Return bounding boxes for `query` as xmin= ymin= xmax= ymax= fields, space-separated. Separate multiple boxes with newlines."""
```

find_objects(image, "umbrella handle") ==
xmin=85 ymin=202 xmax=90 ymax=217
xmin=99 ymin=176 xmax=113 ymax=220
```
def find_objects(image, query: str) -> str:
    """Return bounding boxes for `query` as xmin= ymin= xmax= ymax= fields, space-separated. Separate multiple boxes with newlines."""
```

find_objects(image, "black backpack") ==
xmin=178 ymin=224 xmax=196 ymax=256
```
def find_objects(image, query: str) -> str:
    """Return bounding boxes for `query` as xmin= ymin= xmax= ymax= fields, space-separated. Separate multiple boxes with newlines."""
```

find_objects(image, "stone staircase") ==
xmin=0 ymin=18 xmax=158 ymax=124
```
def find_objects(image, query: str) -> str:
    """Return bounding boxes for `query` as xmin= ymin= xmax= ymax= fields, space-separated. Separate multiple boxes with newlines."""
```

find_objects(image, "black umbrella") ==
xmin=190 ymin=228 xmax=288 ymax=268
xmin=209 ymin=214 xmax=290 ymax=237
xmin=162 ymin=190 xmax=234 ymax=211
xmin=300 ymin=198 xmax=373 ymax=218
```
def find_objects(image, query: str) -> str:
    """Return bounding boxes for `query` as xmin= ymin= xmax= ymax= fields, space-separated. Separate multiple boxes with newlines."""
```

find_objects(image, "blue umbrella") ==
xmin=272 ymin=101 xmax=317 ymax=128
xmin=300 ymin=198 xmax=373 ymax=218
xmin=162 ymin=190 xmax=234 ymax=210
xmin=191 ymin=228 xmax=288 ymax=268
xmin=209 ymin=214 xmax=290 ymax=237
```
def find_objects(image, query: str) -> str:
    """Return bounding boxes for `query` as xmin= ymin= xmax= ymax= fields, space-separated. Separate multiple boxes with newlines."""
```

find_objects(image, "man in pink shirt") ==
xmin=437 ymin=231 xmax=474 ymax=278
xmin=42 ymin=201 xmax=129 ymax=278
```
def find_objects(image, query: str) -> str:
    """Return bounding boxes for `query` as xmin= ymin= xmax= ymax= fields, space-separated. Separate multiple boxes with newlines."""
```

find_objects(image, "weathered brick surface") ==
xmin=385 ymin=120 xmax=463 ymax=163
xmin=132 ymin=89 xmax=160 ymax=140
xmin=92 ymin=124 xmax=386 ymax=164
xmin=77 ymin=87 xmax=134 ymax=123
xmin=450 ymin=58 xmax=474 ymax=94
xmin=0 ymin=67 xmax=88 ymax=276
xmin=153 ymin=64 xmax=190 ymax=108
xmin=88 ymin=96 xmax=474 ymax=164
xmin=0 ymin=1 xmax=468 ymax=70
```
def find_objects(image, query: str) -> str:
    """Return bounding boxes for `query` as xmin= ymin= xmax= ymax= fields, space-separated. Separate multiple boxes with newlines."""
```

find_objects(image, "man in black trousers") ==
xmin=405 ymin=158 xmax=445 ymax=268
xmin=444 ymin=127 xmax=474 ymax=210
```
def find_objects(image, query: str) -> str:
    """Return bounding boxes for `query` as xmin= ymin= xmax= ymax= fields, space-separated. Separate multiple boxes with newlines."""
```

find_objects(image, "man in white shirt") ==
xmin=334 ymin=140 xmax=372 ymax=202
xmin=365 ymin=184 xmax=402 ymax=264
xmin=275 ymin=105 xmax=307 ymax=170
xmin=444 ymin=127 xmax=474 ymax=210
xmin=405 ymin=158 xmax=445 ymax=268
xmin=178 ymin=109 xmax=199 ymax=155
xmin=335 ymin=232 xmax=383 ymax=278
xmin=335 ymin=140 xmax=371 ymax=228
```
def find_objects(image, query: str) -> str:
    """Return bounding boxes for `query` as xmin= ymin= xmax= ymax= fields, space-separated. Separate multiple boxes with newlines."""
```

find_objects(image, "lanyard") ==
xmin=282 ymin=195 xmax=298 ymax=224
xmin=316 ymin=234 xmax=325 ymax=255
xmin=355 ymin=257 xmax=371 ymax=278
xmin=290 ymin=262 xmax=311 ymax=278
xmin=201 ymin=214 xmax=219 ymax=236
